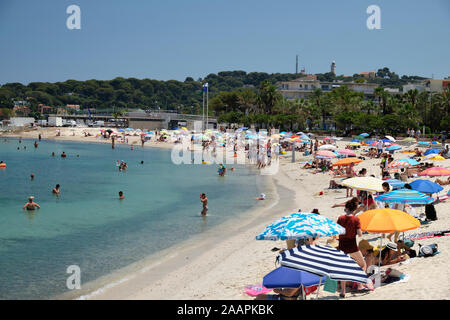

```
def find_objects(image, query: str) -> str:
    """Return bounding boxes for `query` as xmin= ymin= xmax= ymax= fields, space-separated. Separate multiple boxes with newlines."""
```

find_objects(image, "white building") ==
xmin=9 ymin=117 xmax=35 ymax=127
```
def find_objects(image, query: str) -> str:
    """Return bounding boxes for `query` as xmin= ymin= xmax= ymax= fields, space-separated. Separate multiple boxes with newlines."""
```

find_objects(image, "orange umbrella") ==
xmin=358 ymin=208 xmax=420 ymax=234
xmin=418 ymin=167 xmax=450 ymax=176
xmin=332 ymin=157 xmax=363 ymax=167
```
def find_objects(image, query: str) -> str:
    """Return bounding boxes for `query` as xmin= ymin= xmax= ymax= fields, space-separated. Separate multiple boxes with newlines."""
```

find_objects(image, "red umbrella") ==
xmin=419 ymin=167 xmax=450 ymax=176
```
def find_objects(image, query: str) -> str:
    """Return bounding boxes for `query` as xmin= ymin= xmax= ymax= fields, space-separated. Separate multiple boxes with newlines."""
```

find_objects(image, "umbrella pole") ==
xmin=316 ymin=277 xmax=322 ymax=300
xmin=375 ymin=233 xmax=383 ymax=288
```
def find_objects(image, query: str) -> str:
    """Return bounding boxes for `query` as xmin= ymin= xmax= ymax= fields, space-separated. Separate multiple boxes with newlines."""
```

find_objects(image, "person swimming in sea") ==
xmin=218 ymin=163 xmax=226 ymax=176
xmin=200 ymin=193 xmax=208 ymax=216
xmin=61 ymin=152 xmax=67 ymax=158
xmin=52 ymin=184 xmax=60 ymax=195
xmin=30 ymin=173 xmax=35 ymax=180
xmin=23 ymin=196 xmax=40 ymax=210
xmin=119 ymin=191 xmax=125 ymax=199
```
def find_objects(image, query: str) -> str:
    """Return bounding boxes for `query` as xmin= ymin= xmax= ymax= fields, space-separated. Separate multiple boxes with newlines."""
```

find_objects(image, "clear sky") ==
xmin=0 ymin=0 xmax=449 ymax=84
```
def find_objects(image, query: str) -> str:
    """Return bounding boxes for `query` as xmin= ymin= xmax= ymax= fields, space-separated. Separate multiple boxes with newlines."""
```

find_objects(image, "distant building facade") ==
xmin=277 ymin=76 xmax=378 ymax=100
xmin=331 ymin=61 xmax=336 ymax=75
xmin=403 ymin=79 xmax=449 ymax=93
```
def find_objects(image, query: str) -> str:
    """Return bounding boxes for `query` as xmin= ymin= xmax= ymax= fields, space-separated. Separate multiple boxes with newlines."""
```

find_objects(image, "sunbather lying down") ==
xmin=435 ymin=177 xmax=450 ymax=185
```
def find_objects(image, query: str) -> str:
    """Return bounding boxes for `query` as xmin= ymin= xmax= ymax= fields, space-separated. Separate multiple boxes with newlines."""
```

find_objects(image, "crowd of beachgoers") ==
xmin=1 ymin=126 xmax=449 ymax=300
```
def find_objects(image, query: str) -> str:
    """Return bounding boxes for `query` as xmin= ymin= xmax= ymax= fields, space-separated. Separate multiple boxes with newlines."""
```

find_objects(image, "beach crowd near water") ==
xmin=1 ymin=126 xmax=450 ymax=300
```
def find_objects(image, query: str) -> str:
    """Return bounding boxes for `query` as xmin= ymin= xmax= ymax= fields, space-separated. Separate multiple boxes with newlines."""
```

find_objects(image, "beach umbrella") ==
xmin=341 ymin=177 xmax=386 ymax=192
xmin=388 ymin=158 xmax=419 ymax=168
xmin=263 ymin=266 xmax=326 ymax=289
xmin=256 ymin=212 xmax=345 ymax=241
xmin=315 ymin=150 xmax=337 ymax=158
xmin=417 ymin=141 xmax=430 ymax=146
xmin=323 ymin=136 xmax=332 ymax=141
xmin=385 ymin=179 xmax=405 ymax=190
xmin=278 ymin=245 xmax=370 ymax=285
xmin=385 ymin=136 xmax=396 ymax=142
xmin=427 ymin=155 xmax=445 ymax=161
xmin=360 ymin=133 xmax=370 ymax=137
xmin=337 ymin=149 xmax=357 ymax=157
xmin=386 ymin=145 xmax=402 ymax=151
xmin=431 ymin=141 xmax=441 ymax=145
xmin=409 ymin=179 xmax=443 ymax=194
xmin=424 ymin=148 xmax=441 ymax=155
xmin=419 ymin=167 xmax=450 ymax=176
xmin=332 ymin=157 xmax=362 ymax=167
xmin=348 ymin=142 xmax=361 ymax=146
xmin=352 ymin=138 xmax=361 ymax=142
xmin=402 ymin=137 xmax=417 ymax=143
xmin=318 ymin=144 xmax=337 ymax=151
xmin=359 ymin=208 xmax=420 ymax=234
xmin=423 ymin=153 xmax=440 ymax=160
xmin=374 ymin=188 xmax=434 ymax=205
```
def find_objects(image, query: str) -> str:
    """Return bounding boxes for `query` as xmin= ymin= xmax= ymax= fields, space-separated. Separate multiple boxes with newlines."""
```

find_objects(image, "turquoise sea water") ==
xmin=0 ymin=138 xmax=265 ymax=299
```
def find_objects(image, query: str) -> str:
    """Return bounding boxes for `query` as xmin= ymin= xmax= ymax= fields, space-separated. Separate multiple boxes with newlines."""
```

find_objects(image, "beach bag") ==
xmin=419 ymin=243 xmax=438 ymax=257
xmin=323 ymin=277 xmax=338 ymax=293
xmin=425 ymin=204 xmax=437 ymax=221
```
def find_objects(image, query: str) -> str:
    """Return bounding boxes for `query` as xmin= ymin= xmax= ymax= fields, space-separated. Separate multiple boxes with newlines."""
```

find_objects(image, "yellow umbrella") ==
xmin=428 ymin=155 xmax=445 ymax=161
xmin=358 ymin=208 xmax=420 ymax=234
xmin=341 ymin=177 xmax=386 ymax=192
xmin=181 ymin=127 xmax=188 ymax=131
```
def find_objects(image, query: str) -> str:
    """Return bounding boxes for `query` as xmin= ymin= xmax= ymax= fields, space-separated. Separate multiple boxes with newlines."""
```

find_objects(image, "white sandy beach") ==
xmin=2 ymin=127 xmax=450 ymax=300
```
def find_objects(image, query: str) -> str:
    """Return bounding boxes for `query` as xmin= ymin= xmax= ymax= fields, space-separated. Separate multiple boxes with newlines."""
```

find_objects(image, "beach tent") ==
xmin=409 ymin=179 xmax=443 ymax=194
xmin=278 ymin=245 xmax=370 ymax=285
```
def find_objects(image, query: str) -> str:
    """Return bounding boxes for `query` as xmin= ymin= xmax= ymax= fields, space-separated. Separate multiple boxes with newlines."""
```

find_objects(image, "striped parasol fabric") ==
xmin=388 ymin=158 xmax=419 ymax=168
xmin=315 ymin=150 xmax=337 ymax=158
xmin=278 ymin=245 xmax=370 ymax=284
xmin=374 ymin=188 xmax=434 ymax=204
xmin=385 ymin=179 xmax=406 ymax=190
xmin=337 ymin=149 xmax=357 ymax=157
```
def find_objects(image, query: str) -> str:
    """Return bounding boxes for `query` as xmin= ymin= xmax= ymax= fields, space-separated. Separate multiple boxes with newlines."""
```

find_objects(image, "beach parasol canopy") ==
xmin=387 ymin=159 xmax=419 ymax=168
xmin=256 ymin=212 xmax=345 ymax=241
xmin=332 ymin=157 xmax=362 ymax=167
xmin=427 ymin=155 xmax=445 ymax=161
xmin=348 ymin=142 xmax=361 ymax=146
xmin=385 ymin=179 xmax=405 ymax=190
xmin=402 ymin=137 xmax=417 ymax=142
xmin=337 ymin=149 xmax=357 ymax=157
xmin=419 ymin=167 xmax=450 ymax=176
xmin=385 ymin=136 xmax=396 ymax=142
xmin=263 ymin=267 xmax=326 ymax=289
xmin=423 ymin=153 xmax=440 ymax=160
xmin=417 ymin=141 xmax=430 ymax=146
xmin=409 ymin=179 xmax=443 ymax=194
xmin=341 ymin=177 xmax=386 ymax=192
xmin=358 ymin=208 xmax=420 ymax=234
xmin=424 ymin=148 xmax=441 ymax=155
xmin=323 ymin=136 xmax=332 ymax=141
xmin=386 ymin=145 xmax=402 ymax=151
xmin=315 ymin=150 xmax=337 ymax=158
xmin=374 ymin=188 xmax=434 ymax=205
xmin=360 ymin=133 xmax=370 ymax=137
xmin=278 ymin=245 xmax=370 ymax=284
xmin=318 ymin=144 xmax=337 ymax=150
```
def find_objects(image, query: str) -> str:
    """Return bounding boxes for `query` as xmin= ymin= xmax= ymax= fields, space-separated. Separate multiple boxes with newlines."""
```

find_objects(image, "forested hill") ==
xmin=0 ymin=68 xmax=427 ymax=113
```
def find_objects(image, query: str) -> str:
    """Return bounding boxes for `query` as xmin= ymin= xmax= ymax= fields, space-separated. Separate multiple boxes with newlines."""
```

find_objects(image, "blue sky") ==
xmin=0 ymin=0 xmax=449 ymax=84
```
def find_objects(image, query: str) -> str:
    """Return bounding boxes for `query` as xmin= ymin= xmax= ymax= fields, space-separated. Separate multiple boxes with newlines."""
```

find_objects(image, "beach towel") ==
xmin=244 ymin=284 xmax=272 ymax=297
xmin=323 ymin=277 xmax=338 ymax=293
xmin=404 ymin=230 xmax=450 ymax=241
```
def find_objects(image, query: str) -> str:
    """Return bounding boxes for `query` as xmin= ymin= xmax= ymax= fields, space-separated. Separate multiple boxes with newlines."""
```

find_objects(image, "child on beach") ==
xmin=200 ymin=193 xmax=208 ymax=216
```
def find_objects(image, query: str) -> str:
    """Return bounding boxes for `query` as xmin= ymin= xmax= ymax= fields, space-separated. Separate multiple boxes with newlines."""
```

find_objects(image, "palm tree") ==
xmin=374 ymin=87 xmax=388 ymax=115
xmin=256 ymin=80 xmax=281 ymax=115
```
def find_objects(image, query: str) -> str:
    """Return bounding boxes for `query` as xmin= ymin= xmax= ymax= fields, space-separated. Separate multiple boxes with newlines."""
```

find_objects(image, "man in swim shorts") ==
xmin=200 ymin=193 xmax=208 ymax=216
xmin=23 ymin=196 xmax=40 ymax=210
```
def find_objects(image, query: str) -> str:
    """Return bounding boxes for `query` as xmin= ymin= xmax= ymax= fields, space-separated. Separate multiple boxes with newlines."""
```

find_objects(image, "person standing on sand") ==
xmin=38 ymin=134 xmax=41 ymax=141
xmin=336 ymin=199 xmax=371 ymax=298
xmin=200 ymin=193 xmax=208 ymax=216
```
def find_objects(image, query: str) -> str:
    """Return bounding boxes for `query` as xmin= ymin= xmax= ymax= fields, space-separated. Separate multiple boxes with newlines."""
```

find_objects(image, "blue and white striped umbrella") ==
xmin=256 ymin=212 xmax=345 ymax=241
xmin=374 ymin=188 xmax=434 ymax=204
xmin=385 ymin=179 xmax=405 ymax=190
xmin=278 ymin=245 xmax=370 ymax=284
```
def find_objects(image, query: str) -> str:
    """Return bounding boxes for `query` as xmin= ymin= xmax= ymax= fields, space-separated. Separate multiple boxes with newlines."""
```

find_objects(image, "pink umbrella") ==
xmin=419 ymin=167 xmax=450 ymax=176
xmin=316 ymin=150 xmax=337 ymax=158
xmin=338 ymin=149 xmax=357 ymax=157
xmin=323 ymin=137 xmax=332 ymax=141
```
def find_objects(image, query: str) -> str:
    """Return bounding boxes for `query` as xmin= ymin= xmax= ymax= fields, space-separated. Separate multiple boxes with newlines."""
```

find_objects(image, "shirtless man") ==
xmin=23 ymin=196 xmax=40 ymax=210
xmin=200 ymin=193 xmax=208 ymax=216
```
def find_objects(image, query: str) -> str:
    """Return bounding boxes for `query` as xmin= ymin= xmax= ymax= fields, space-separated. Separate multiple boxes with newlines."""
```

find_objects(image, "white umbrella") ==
xmin=385 ymin=136 xmax=396 ymax=142
xmin=318 ymin=144 xmax=337 ymax=151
